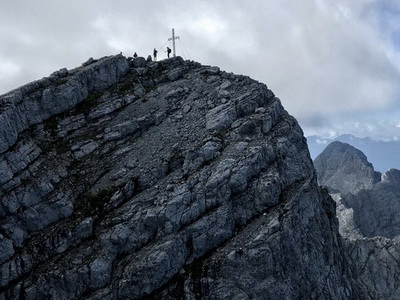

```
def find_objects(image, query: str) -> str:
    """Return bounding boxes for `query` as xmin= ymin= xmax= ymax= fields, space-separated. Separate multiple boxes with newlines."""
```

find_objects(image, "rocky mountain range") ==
xmin=0 ymin=54 xmax=397 ymax=299
xmin=315 ymin=141 xmax=400 ymax=298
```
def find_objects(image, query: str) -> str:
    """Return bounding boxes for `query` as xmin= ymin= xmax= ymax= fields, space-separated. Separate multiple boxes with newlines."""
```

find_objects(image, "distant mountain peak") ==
xmin=314 ymin=140 xmax=400 ymax=240
xmin=314 ymin=140 xmax=380 ymax=195
xmin=307 ymin=134 xmax=400 ymax=172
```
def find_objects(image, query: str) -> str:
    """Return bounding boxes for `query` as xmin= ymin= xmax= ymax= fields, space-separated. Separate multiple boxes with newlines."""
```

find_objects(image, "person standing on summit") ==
xmin=167 ymin=47 xmax=171 ymax=58
xmin=153 ymin=48 xmax=158 ymax=61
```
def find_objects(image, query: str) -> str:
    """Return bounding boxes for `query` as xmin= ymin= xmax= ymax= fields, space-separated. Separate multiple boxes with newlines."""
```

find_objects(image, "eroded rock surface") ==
xmin=0 ymin=55 xmax=355 ymax=299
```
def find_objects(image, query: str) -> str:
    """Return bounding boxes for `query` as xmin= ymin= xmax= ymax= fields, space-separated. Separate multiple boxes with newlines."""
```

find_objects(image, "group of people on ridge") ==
xmin=133 ymin=47 xmax=172 ymax=61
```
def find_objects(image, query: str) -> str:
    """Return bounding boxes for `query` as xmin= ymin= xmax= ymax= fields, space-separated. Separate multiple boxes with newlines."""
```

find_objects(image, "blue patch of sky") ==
xmin=363 ymin=1 xmax=400 ymax=49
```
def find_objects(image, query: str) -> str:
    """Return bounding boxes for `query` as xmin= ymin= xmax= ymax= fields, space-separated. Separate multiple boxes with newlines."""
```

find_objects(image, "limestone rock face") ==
xmin=0 ymin=55 xmax=354 ymax=299
xmin=0 ymin=55 xmax=129 ymax=154
xmin=345 ymin=237 xmax=400 ymax=300
xmin=314 ymin=141 xmax=380 ymax=195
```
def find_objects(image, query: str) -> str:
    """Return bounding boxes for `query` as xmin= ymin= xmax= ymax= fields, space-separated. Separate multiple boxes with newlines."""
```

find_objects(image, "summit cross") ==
xmin=168 ymin=28 xmax=180 ymax=57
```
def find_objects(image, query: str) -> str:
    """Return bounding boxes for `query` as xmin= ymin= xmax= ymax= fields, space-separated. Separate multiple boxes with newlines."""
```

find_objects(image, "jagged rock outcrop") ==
xmin=314 ymin=141 xmax=380 ymax=195
xmin=0 ymin=55 xmax=354 ymax=299
xmin=0 ymin=55 xmax=129 ymax=154
xmin=315 ymin=141 xmax=400 ymax=299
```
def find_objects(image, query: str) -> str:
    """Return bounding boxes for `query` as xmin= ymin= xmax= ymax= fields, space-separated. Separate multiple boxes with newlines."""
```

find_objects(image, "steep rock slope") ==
xmin=315 ymin=141 xmax=400 ymax=299
xmin=0 ymin=55 xmax=353 ymax=299
xmin=345 ymin=237 xmax=400 ymax=300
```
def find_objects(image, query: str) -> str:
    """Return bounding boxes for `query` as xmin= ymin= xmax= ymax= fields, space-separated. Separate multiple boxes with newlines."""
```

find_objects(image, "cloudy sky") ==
xmin=1 ymin=0 xmax=399 ymax=140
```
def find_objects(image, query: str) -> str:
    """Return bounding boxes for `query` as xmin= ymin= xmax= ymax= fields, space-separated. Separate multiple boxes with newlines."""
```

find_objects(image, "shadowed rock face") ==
xmin=345 ymin=169 xmax=400 ymax=238
xmin=0 ymin=55 xmax=354 ymax=299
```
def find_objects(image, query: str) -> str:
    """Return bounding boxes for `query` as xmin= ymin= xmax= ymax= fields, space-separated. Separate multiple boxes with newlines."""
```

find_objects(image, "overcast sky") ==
xmin=1 ymin=0 xmax=399 ymax=140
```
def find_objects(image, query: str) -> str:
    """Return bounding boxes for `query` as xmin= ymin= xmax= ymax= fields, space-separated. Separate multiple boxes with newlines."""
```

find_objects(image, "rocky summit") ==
xmin=0 ymin=54 xmax=372 ymax=299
